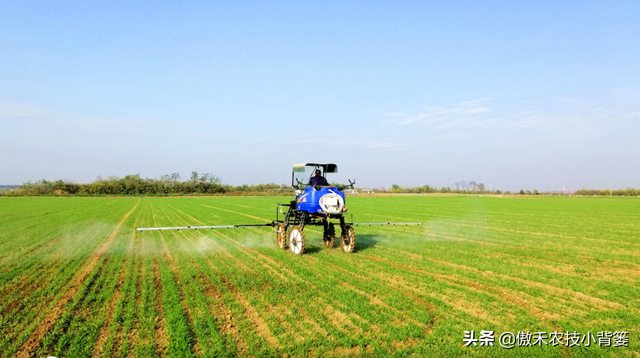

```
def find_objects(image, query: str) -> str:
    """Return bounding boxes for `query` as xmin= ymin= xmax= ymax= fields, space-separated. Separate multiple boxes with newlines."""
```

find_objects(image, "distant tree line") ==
xmin=385 ymin=181 xmax=500 ymax=194
xmin=2 ymin=174 xmax=636 ymax=197
xmin=384 ymin=185 xmax=638 ymax=196
xmin=1 ymin=172 xmax=282 ymax=196
xmin=518 ymin=189 xmax=540 ymax=195
xmin=574 ymin=188 xmax=640 ymax=196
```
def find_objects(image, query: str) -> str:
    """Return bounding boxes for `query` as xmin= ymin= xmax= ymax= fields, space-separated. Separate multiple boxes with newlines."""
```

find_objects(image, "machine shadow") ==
xmin=305 ymin=246 xmax=323 ymax=254
xmin=304 ymin=235 xmax=379 ymax=254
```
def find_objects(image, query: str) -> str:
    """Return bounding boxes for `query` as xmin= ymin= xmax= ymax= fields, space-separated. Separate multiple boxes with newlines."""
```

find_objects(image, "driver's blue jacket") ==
xmin=310 ymin=175 xmax=328 ymax=186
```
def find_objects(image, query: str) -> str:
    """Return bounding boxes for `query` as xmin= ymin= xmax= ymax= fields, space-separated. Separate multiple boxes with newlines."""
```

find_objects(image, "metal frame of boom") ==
xmin=136 ymin=201 xmax=420 ymax=233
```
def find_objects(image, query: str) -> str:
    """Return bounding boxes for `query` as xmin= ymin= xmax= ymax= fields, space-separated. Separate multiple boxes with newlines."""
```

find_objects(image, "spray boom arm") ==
xmin=136 ymin=219 xmax=420 ymax=232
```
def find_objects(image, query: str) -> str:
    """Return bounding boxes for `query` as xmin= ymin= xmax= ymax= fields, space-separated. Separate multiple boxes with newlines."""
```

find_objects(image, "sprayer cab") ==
xmin=291 ymin=163 xmax=351 ymax=215
xmin=292 ymin=163 xmax=337 ymax=188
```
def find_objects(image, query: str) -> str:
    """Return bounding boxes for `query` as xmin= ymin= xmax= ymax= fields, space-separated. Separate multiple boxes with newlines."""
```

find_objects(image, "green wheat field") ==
xmin=0 ymin=196 xmax=638 ymax=357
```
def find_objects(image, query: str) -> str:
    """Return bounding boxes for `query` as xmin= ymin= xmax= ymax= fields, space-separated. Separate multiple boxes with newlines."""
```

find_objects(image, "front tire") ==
xmin=323 ymin=223 xmax=335 ymax=248
xmin=340 ymin=226 xmax=356 ymax=253
xmin=288 ymin=226 xmax=305 ymax=255
xmin=275 ymin=223 xmax=287 ymax=249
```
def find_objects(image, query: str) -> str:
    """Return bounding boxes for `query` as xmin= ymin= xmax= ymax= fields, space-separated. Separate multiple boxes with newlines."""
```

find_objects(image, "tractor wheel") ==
xmin=288 ymin=226 xmax=305 ymax=255
xmin=340 ymin=226 xmax=356 ymax=253
xmin=275 ymin=223 xmax=287 ymax=249
xmin=323 ymin=223 xmax=335 ymax=248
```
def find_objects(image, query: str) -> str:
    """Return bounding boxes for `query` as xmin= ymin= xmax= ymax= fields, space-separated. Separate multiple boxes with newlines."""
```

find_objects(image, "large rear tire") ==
xmin=323 ymin=223 xmax=335 ymax=248
xmin=340 ymin=226 xmax=356 ymax=253
xmin=288 ymin=226 xmax=305 ymax=255
xmin=275 ymin=223 xmax=287 ymax=249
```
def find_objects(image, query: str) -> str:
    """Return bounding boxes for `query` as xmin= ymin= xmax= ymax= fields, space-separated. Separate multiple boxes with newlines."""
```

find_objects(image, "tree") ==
xmin=190 ymin=171 xmax=199 ymax=181
xmin=198 ymin=172 xmax=221 ymax=184
xmin=533 ymin=190 xmax=540 ymax=195
xmin=206 ymin=173 xmax=221 ymax=183
xmin=468 ymin=181 xmax=477 ymax=191
xmin=519 ymin=189 xmax=525 ymax=195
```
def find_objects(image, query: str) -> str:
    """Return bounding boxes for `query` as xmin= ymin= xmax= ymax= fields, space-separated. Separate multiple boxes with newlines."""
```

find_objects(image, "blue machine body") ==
xmin=296 ymin=186 xmax=346 ymax=214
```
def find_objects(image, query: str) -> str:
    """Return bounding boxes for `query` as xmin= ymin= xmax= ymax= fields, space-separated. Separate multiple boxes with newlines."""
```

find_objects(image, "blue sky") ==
xmin=1 ymin=1 xmax=639 ymax=191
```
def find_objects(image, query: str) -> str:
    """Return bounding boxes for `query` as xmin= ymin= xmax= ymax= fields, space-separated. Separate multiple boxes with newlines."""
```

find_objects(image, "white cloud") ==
xmin=380 ymin=95 xmax=640 ymax=136
xmin=461 ymin=107 xmax=490 ymax=114
xmin=457 ymin=98 xmax=493 ymax=107
xmin=367 ymin=141 xmax=403 ymax=151
xmin=386 ymin=98 xmax=495 ymax=128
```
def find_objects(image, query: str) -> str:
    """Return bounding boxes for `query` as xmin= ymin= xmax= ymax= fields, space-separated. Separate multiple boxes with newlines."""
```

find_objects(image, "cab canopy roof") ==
xmin=293 ymin=163 xmax=338 ymax=173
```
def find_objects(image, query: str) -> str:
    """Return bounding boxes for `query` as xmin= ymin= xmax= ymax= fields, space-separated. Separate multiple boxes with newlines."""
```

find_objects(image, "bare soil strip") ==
xmin=193 ymin=263 xmax=250 ymax=355
xmin=148 ymin=202 xmax=171 ymax=357
xmin=366 ymin=259 xmax=506 ymax=325
xmin=374 ymin=261 xmax=555 ymax=323
xmin=128 ymin=240 xmax=144 ymax=355
xmin=14 ymin=200 xmax=140 ymax=358
xmin=162 ymin=207 xmax=309 ymax=346
xmin=285 ymin=298 xmax=334 ymax=342
xmin=202 ymin=257 xmax=281 ymax=349
xmin=154 ymin=203 xmax=385 ymax=347
xmin=0 ymin=221 xmax=109 ymax=349
xmin=302 ymin=255 xmax=414 ymax=327
xmin=153 ymin=258 xmax=169 ymax=356
xmin=421 ymin=233 xmax=639 ymax=283
xmin=205 ymin=230 xmax=369 ymax=335
xmin=111 ymin=231 xmax=144 ymax=358
xmin=337 ymin=279 xmax=426 ymax=328
xmin=397 ymin=290 xmax=437 ymax=334
xmin=160 ymin=208 xmax=287 ymax=349
xmin=326 ymin=344 xmax=376 ymax=357
xmin=164 ymin=207 xmax=385 ymax=339
xmin=160 ymin=235 xmax=202 ymax=356
xmin=201 ymin=231 xmax=359 ymax=337
xmin=579 ymin=257 xmax=640 ymax=277
xmin=444 ymin=221 xmax=636 ymax=246
xmin=254 ymin=292 xmax=308 ymax=345
xmin=376 ymin=247 xmax=624 ymax=310
xmin=151 ymin=204 xmax=203 ymax=356
xmin=322 ymin=260 xmax=372 ymax=281
xmin=0 ymin=252 xmax=62 ymax=315
xmin=193 ymin=243 xmax=308 ymax=342
xmin=312 ymin=252 xmax=478 ymax=334
xmin=92 ymin=218 xmax=138 ymax=357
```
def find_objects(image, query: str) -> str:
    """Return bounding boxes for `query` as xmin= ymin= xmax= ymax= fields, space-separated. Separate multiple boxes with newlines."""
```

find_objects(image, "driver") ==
xmin=309 ymin=169 xmax=328 ymax=186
